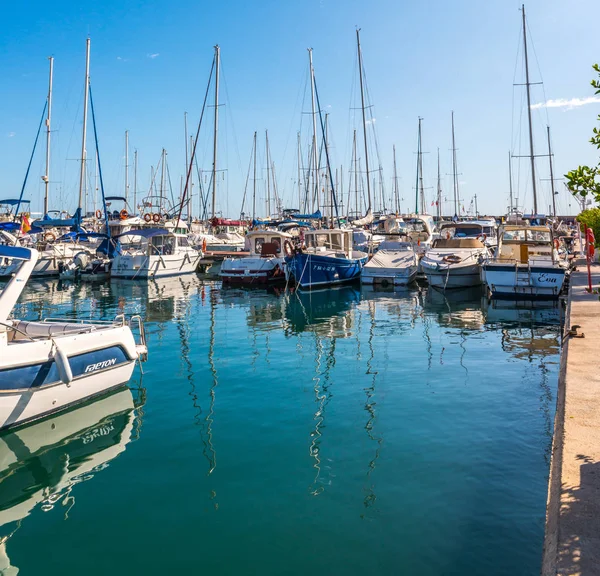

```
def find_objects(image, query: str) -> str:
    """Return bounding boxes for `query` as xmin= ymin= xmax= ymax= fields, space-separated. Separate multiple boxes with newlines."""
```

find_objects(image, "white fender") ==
xmin=53 ymin=342 xmax=73 ymax=385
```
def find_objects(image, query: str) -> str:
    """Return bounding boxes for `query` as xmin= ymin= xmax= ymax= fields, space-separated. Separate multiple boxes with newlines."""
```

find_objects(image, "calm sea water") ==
xmin=0 ymin=278 xmax=561 ymax=575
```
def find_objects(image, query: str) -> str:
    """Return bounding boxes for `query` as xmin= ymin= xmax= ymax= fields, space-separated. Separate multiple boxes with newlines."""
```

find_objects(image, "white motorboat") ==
xmin=438 ymin=219 xmax=498 ymax=251
xmin=421 ymin=237 xmax=489 ymax=289
xmin=220 ymin=230 xmax=291 ymax=285
xmin=0 ymin=245 xmax=148 ymax=431
xmin=111 ymin=228 xmax=201 ymax=279
xmin=361 ymin=236 xmax=418 ymax=286
xmin=482 ymin=225 xmax=568 ymax=299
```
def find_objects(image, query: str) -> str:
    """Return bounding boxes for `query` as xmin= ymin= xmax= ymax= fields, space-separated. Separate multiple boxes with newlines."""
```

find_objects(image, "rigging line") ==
xmin=218 ymin=62 xmax=244 ymax=179
xmin=176 ymin=55 xmax=215 ymax=227
xmin=166 ymin=156 xmax=176 ymax=211
xmin=526 ymin=18 xmax=551 ymax=128
xmin=239 ymin=137 xmax=254 ymax=218
xmin=15 ymin=100 xmax=47 ymax=218
xmin=510 ymin=16 xmax=523 ymax=155
xmin=88 ymin=85 xmax=110 ymax=236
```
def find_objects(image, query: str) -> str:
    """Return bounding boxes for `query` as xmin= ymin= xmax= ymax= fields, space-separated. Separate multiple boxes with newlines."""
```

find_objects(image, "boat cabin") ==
xmin=496 ymin=226 xmax=555 ymax=264
xmin=245 ymin=230 xmax=292 ymax=257
xmin=439 ymin=221 xmax=496 ymax=240
xmin=303 ymin=229 xmax=353 ymax=255
xmin=117 ymin=228 xmax=190 ymax=256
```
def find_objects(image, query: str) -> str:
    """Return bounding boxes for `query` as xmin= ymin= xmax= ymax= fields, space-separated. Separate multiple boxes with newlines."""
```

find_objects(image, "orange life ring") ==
xmin=152 ymin=213 xmax=161 ymax=223
xmin=95 ymin=209 xmax=102 ymax=219
xmin=144 ymin=213 xmax=152 ymax=223
xmin=478 ymin=233 xmax=487 ymax=243
xmin=202 ymin=238 xmax=207 ymax=252
xmin=44 ymin=232 xmax=56 ymax=242
xmin=120 ymin=209 xmax=129 ymax=220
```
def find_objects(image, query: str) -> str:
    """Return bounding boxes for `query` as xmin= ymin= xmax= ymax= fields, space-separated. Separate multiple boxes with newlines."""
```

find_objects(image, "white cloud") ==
xmin=365 ymin=118 xmax=376 ymax=125
xmin=7 ymin=132 xmax=15 ymax=138
xmin=147 ymin=53 xmax=160 ymax=59
xmin=531 ymin=96 xmax=600 ymax=110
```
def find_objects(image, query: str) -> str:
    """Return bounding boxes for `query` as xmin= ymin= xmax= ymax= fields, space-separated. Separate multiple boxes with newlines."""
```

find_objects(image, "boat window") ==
xmin=178 ymin=236 xmax=190 ymax=247
xmin=407 ymin=221 xmax=427 ymax=233
xmin=151 ymin=235 xmax=175 ymax=255
xmin=271 ymin=237 xmax=282 ymax=253
xmin=527 ymin=230 xmax=551 ymax=243
xmin=331 ymin=233 xmax=343 ymax=250
xmin=502 ymin=229 xmax=526 ymax=242
xmin=254 ymin=237 xmax=266 ymax=253
xmin=315 ymin=234 xmax=329 ymax=248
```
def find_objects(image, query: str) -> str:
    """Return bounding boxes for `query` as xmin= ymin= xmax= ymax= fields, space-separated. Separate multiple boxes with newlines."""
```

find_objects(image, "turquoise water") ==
xmin=1 ymin=278 xmax=561 ymax=575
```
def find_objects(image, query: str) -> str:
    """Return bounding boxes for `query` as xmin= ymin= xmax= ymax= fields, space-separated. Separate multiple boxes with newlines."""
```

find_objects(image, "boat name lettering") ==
xmin=537 ymin=273 xmax=557 ymax=284
xmin=82 ymin=424 xmax=115 ymax=444
xmin=84 ymin=358 xmax=118 ymax=373
xmin=314 ymin=265 xmax=336 ymax=271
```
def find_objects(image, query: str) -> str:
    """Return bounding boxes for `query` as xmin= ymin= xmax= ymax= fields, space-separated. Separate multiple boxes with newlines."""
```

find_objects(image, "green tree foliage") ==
xmin=565 ymin=64 xmax=600 ymax=203
xmin=577 ymin=208 xmax=600 ymax=246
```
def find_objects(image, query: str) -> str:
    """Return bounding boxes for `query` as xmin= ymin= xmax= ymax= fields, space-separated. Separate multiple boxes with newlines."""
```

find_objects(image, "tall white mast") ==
xmin=522 ymin=4 xmax=538 ymax=215
xmin=212 ymin=45 xmax=220 ymax=219
xmin=393 ymin=144 xmax=399 ymax=214
xmin=356 ymin=29 xmax=371 ymax=212
xmin=308 ymin=48 xmax=319 ymax=213
xmin=437 ymin=147 xmax=442 ymax=219
xmin=266 ymin=130 xmax=271 ymax=217
xmin=43 ymin=56 xmax=54 ymax=215
xmin=78 ymin=38 xmax=91 ymax=212
xmin=451 ymin=111 xmax=459 ymax=217
xmin=134 ymin=149 xmax=138 ymax=214
xmin=124 ymin=130 xmax=129 ymax=202
xmin=296 ymin=132 xmax=302 ymax=211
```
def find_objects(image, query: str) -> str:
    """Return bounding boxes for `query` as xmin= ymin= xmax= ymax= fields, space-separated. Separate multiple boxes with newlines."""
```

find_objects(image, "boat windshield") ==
xmin=502 ymin=229 xmax=551 ymax=243
xmin=445 ymin=225 xmax=489 ymax=238
xmin=150 ymin=235 xmax=175 ymax=255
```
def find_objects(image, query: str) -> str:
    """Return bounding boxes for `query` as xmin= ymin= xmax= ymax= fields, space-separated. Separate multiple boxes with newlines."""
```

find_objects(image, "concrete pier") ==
xmin=543 ymin=262 xmax=600 ymax=575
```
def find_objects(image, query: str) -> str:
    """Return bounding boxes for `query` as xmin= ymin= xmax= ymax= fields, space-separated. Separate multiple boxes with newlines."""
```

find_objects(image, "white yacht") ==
xmin=421 ymin=233 xmax=490 ymax=290
xmin=0 ymin=245 xmax=148 ymax=430
xmin=111 ymin=228 xmax=201 ymax=279
xmin=220 ymin=229 xmax=292 ymax=285
xmin=361 ymin=236 xmax=418 ymax=286
xmin=482 ymin=225 xmax=568 ymax=299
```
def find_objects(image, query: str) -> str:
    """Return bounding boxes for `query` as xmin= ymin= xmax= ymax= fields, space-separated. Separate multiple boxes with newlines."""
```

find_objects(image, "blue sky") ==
xmin=1 ymin=0 xmax=599 ymax=217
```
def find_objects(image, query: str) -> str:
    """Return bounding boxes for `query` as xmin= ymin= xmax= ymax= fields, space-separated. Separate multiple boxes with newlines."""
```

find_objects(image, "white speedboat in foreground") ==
xmin=361 ymin=236 xmax=418 ymax=286
xmin=482 ymin=225 xmax=568 ymax=299
xmin=111 ymin=228 xmax=201 ymax=279
xmin=421 ymin=237 xmax=489 ymax=290
xmin=0 ymin=245 xmax=148 ymax=430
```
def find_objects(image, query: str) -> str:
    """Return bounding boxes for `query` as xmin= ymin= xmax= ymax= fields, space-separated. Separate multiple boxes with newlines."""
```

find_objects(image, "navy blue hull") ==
xmin=286 ymin=253 xmax=367 ymax=289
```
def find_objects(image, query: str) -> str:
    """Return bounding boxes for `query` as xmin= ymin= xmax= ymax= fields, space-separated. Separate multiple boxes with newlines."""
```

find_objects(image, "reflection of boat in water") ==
xmin=422 ymin=285 xmax=486 ymax=330
xmin=284 ymin=286 xmax=360 ymax=336
xmin=0 ymin=387 xmax=144 ymax=572
xmin=482 ymin=298 xmax=562 ymax=327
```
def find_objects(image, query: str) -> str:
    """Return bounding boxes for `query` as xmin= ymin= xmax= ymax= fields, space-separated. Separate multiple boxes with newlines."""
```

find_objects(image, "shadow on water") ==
xmin=0 ymin=385 xmax=145 ymax=574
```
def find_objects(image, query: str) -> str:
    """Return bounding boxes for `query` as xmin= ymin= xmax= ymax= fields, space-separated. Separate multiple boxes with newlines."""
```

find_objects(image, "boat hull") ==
xmin=220 ymin=256 xmax=286 ymax=286
xmin=361 ymin=266 xmax=417 ymax=286
xmin=285 ymin=252 xmax=368 ymax=289
xmin=422 ymin=261 xmax=483 ymax=289
xmin=483 ymin=263 xmax=566 ymax=299
xmin=111 ymin=252 xmax=200 ymax=279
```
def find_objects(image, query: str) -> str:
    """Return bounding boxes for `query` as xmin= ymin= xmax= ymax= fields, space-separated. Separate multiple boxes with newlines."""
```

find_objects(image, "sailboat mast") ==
xmin=43 ymin=56 xmax=53 ymax=215
xmin=297 ymin=132 xmax=302 ymax=211
xmin=415 ymin=120 xmax=420 ymax=214
xmin=78 ymin=38 xmax=91 ymax=212
xmin=451 ymin=111 xmax=459 ymax=217
xmin=160 ymin=149 xmax=166 ymax=213
xmin=252 ymin=131 xmax=257 ymax=221
xmin=212 ymin=45 xmax=220 ymax=219
xmin=325 ymin=113 xmax=330 ymax=220
xmin=308 ymin=48 xmax=320 ymax=212
xmin=522 ymin=4 xmax=538 ymax=214
xmin=134 ymin=149 xmax=138 ymax=215
xmin=353 ymin=130 xmax=359 ymax=216
xmin=437 ymin=147 xmax=442 ymax=219
xmin=419 ymin=123 xmax=425 ymax=215
xmin=356 ymin=29 xmax=371 ymax=212
xmin=547 ymin=125 xmax=556 ymax=217
xmin=393 ymin=144 xmax=399 ymax=214
xmin=265 ymin=130 xmax=271 ymax=217
xmin=125 ymin=130 xmax=129 ymax=202
xmin=508 ymin=150 xmax=514 ymax=215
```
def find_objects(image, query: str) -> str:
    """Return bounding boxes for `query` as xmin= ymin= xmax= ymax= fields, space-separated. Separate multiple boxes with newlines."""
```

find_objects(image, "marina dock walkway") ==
xmin=543 ymin=262 xmax=600 ymax=576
